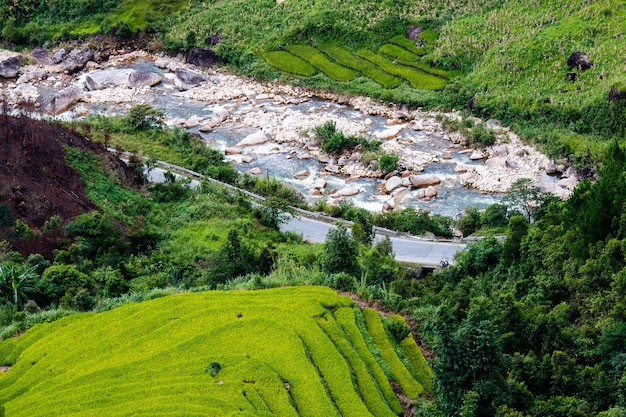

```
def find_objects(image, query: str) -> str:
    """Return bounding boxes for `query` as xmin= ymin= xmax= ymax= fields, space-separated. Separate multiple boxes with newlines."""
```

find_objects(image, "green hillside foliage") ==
xmin=379 ymin=43 xmax=423 ymax=62
xmin=388 ymin=35 xmax=427 ymax=56
xmin=0 ymin=0 xmax=188 ymax=43
xmin=0 ymin=287 xmax=428 ymax=416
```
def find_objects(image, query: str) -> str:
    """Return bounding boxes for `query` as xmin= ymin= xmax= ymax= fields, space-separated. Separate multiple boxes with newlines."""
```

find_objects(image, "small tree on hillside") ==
xmin=322 ymin=224 xmax=360 ymax=277
xmin=503 ymin=178 xmax=548 ymax=222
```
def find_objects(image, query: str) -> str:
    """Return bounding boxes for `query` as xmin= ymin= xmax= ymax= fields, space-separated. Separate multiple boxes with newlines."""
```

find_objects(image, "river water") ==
xmin=65 ymin=58 xmax=503 ymax=218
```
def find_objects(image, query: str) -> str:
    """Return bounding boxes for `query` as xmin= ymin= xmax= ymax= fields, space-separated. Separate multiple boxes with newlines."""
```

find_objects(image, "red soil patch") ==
xmin=0 ymin=113 xmax=142 ymax=258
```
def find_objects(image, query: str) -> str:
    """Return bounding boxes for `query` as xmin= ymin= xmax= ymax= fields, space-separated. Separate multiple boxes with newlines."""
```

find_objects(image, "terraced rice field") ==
xmin=0 ymin=287 xmax=431 ymax=416
xmin=262 ymin=33 xmax=455 ymax=91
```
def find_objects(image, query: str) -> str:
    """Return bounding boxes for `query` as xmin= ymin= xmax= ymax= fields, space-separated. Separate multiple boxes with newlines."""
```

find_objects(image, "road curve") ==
xmin=134 ymin=156 xmax=468 ymax=266
xmin=281 ymin=216 xmax=465 ymax=266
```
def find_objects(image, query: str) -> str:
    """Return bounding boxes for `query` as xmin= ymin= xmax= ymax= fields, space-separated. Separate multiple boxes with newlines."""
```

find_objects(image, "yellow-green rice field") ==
xmin=0 ymin=287 xmax=431 ymax=416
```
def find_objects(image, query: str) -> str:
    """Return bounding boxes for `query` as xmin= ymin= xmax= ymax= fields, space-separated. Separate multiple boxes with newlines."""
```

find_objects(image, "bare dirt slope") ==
xmin=0 ymin=113 xmax=142 ymax=256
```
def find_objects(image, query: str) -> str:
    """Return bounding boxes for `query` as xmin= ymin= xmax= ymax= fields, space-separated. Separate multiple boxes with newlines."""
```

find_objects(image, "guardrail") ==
xmin=111 ymin=148 xmax=468 ymax=245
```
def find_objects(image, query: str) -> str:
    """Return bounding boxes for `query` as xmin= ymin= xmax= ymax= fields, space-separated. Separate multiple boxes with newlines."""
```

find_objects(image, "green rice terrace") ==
xmin=263 ymin=31 xmax=457 ymax=90
xmin=0 ymin=287 xmax=432 ymax=417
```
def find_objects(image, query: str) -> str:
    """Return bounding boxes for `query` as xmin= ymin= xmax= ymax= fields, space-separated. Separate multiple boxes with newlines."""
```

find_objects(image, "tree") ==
xmin=502 ymin=215 xmax=529 ymax=266
xmin=122 ymin=104 xmax=164 ymax=131
xmin=322 ymin=224 xmax=360 ymax=277
xmin=0 ymin=263 xmax=38 ymax=310
xmin=255 ymin=197 xmax=293 ymax=230
xmin=503 ymin=178 xmax=547 ymax=222
xmin=433 ymin=305 xmax=506 ymax=417
xmin=351 ymin=211 xmax=374 ymax=246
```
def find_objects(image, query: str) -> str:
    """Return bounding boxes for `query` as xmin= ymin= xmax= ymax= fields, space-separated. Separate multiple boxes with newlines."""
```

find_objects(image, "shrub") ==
xmin=262 ymin=50 xmax=317 ymax=77
xmin=122 ymin=104 xmax=164 ymax=131
xmin=468 ymin=123 xmax=496 ymax=147
xmin=384 ymin=317 xmax=410 ymax=344
xmin=314 ymin=121 xmax=379 ymax=154
xmin=332 ymin=272 xmax=357 ymax=292
xmin=285 ymin=44 xmax=358 ymax=82
xmin=377 ymin=152 xmax=399 ymax=173
xmin=456 ymin=207 xmax=481 ymax=236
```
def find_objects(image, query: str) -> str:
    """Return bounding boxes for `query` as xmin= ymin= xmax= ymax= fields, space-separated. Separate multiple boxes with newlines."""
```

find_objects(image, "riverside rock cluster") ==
xmin=0 ymin=45 xmax=580 ymax=210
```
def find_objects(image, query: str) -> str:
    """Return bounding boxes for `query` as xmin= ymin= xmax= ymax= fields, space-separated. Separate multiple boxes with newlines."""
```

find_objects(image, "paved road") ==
xmin=142 ymin=160 xmax=467 ymax=266
xmin=282 ymin=216 xmax=466 ymax=266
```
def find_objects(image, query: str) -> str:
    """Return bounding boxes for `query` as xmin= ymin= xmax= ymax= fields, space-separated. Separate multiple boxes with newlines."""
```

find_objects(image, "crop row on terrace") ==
xmin=285 ymin=44 xmax=359 ymax=82
xmin=361 ymin=308 xmax=424 ymax=399
xmin=357 ymin=49 xmax=448 ymax=91
xmin=318 ymin=44 xmax=402 ymax=89
xmin=0 ymin=287 xmax=430 ymax=417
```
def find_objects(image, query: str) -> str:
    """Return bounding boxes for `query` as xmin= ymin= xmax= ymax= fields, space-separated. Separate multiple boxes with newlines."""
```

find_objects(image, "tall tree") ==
xmin=322 ymin=224 xmax=360 ymax=277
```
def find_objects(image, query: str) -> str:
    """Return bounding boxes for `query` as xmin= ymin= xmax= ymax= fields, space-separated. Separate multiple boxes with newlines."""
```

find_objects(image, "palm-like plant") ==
xmin=0 ymin=263 xmax=38 ymax=310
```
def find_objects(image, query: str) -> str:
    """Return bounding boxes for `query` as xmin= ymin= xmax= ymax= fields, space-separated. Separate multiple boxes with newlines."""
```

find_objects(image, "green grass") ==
xmin=318 ymin=45 xmax=401 ymax=89
xmin=357 ymin=49 xmax=448 ymax=91
xmin=388 ymin=35 xmax=427 ymax=56
xmin=418 ymin=29 xmax=438 ymax=44
xmin=64 ymin=147 xmax=152 ymax=227
xmin=361 ymin=308 xmax=424 ymax=399
xmin=0 ymin=287 xmax=424 ymax=417
xmin=263 ymin=50 xmax=318 ymax=77
xmin=285 ymin=44 xmax=359 ymax=82
xmin=334 ymin=307 xmax=403 ymax=415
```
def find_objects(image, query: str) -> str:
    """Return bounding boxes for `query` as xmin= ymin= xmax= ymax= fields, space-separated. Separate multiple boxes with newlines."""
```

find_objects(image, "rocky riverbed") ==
xmin=0 ymin=46 xmax=580 ymax=216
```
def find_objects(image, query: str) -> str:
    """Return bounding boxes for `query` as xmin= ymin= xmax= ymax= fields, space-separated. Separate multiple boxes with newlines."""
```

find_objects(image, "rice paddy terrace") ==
xmin=0 ymin=287 xmax=432 ymax=416
xmin=263 ymin=31 xmax=461 ymax=90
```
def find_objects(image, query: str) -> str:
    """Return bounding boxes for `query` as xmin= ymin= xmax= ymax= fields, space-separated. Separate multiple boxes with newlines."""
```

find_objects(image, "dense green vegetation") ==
xmin=2 ymin=0 xmax=626 ymax=416
xmin=0 ymin=287 xmax=430 ymax=416
xmin=0 ymin=0 xmax=188 ymax=43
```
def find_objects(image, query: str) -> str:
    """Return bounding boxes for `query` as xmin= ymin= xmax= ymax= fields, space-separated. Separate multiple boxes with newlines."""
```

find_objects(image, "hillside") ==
xmin=0 ymin=114 xmax=145 ymax=257
xmin=0 ymin=287 xmax=432 ymax=416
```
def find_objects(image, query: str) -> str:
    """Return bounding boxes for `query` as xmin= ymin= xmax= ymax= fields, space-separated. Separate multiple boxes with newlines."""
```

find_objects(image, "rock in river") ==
xmin=174 ymin=68 xmax=207 ymax=90
xmin=44 ymin=85 xmax=83 ymax=115
xmin=237 ymin=131 xmax=270 ymax=147
xmin=128 ymin=70 xmax=163 ymax=88
xmin=0 ymin=50 xmax=22 ymax=78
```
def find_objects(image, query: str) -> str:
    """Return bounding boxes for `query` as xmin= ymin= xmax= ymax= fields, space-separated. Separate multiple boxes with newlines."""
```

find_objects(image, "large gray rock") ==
xmin=408 ymin=174 xmax=441 ymax=188
xmin=405 ymin=25 xmax=424 ymax=40
xmin=385 ymin=176 xmax=403 ymax=193
xmin=51 ymin=48 xmax=66 ymax=64
xmin=62 ymin=48 xmax=94 ymax=73
xmin=236 ymin=131 xmax=270 ymax=147
xmin=0 ymin=51 xmax=22 ymax=78
xmin=30 ymin=47 xmax=52 ymax=65
xmin=85 ymin=69 xmax=133 ymax=91
xmin=211 ymin=106 xmax=229 ymax=123
xmin=332 ymin=187 xmax=360 ymax=197
xmin=186 ymin=47 xmax=219 ymax=69
xmin=44 ymin=85 xmax=83 ymax=115
xmin=174 ymin=68 xmax=207 ymax=90
xmin=128 ymin=70 xmax=163 ymax=88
